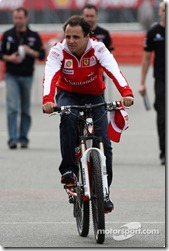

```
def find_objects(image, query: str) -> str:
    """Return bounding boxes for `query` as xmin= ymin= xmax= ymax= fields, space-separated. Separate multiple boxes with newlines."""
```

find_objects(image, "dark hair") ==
xmin=13 ymin=7 xmax=28 ymax=17
xmin=63 ymin=15 xmax=92 ymax=37
xmin=81 ymin=4 xmax=98 ymax=14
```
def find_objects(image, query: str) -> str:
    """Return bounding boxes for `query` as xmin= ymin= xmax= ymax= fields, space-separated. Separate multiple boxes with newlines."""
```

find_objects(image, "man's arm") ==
xmin=0 ymin=33 xmax=22 ymax=64
xmin=23 ymin=32 xmax=45 ymax=60
xmin=106 ymin=31 xmax=114 ymax=51
xmin=21 ymin=45 xmax=41 ymax=59
xmin=42 ymin=44 xmax=63 ymax=113
xmin=139 ymin=51 xmax=152 ymax=95
xmin=2 ymin=52 xmax=21 ymax=63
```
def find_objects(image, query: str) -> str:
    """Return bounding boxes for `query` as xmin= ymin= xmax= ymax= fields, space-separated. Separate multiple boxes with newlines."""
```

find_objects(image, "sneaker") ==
xmin=8 ymin=142 xmax=17 ymax=149
xmin=61 ymin=171 xmax=77 ymax=185
xmin=20 ymin=143 xmax=28 ymax=149
xmin=160 ymin=151 xmax=165 ymax=165
xmin=160 ymin=153 xmax=165 ymax=165
xmin=161 ymin=156 xmax=165 ymax=165
xmin=104 ymin=194 xmax=114 ymax=213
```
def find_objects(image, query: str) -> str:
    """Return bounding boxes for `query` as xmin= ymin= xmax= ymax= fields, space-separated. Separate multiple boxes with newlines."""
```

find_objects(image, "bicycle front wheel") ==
xmin=90 ymin=149 xmax=105 ymax=244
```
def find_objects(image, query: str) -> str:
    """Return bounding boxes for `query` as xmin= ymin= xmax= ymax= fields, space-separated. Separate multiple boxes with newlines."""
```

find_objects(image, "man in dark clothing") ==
xmin=81 ymin=4 xmax=114 ymax=51
xmin=0 ymin=7 xmax=45 ymax=149
xmin=139 ymin=1 xmax=165 ymax=165
xmin=81 ymin=4 xmax=114 ymax=88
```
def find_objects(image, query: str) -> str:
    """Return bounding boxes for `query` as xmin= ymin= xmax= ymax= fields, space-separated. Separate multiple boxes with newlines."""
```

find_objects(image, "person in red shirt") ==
xmin=43 ymin=15 xmax=134 ymax=212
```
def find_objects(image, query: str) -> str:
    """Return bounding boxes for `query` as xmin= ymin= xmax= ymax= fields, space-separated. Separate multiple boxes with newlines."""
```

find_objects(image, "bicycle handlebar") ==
xmin=52 ymin=101 xmax=121 ymax=113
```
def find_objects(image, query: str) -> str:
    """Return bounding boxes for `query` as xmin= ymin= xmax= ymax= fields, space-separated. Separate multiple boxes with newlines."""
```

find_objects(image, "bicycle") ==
xmin=49 ymin=101 xmax=122 ymax=244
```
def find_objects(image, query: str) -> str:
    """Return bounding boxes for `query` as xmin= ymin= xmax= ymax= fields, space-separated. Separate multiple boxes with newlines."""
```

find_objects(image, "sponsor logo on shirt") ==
xmin=154 ymin=33 xmax=164 ymax=41
xmin=7 ymin=36 xmax=14 ymax=42
xmin=82 ymin=57 xmax=97 ymax=67
xmin=83 ymin=58 xmax=90 ymax=67
xmin=28 ymin=37 xmax=36 ymax=42
xmin=51 ymin=51 xmax=60 ymax=57
xmin=124 ymin=115 xmax=129 ymax=121
xmin=88 ymin=72 xmax=94 ymax=77
xmin=62 ymin=69 xmax=74 ymax=75
xmin=90 ymin=56 xmax=97 ymax=66
xmin=98 ymin=45 xmax=106 ymax=53
xmin=95 ymin=34 xmax=106 ymax=42
xmin=64 ymin=75 xmax=97 ymax=85
xmin=64 ymin=59 xmax=73 ymax=68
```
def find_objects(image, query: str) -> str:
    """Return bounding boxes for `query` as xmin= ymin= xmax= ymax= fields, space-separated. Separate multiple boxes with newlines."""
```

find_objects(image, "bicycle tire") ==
xmin=90 ymin=149 xmax=105 ymax=244
xmin=74 ymin=160 xmax=90 ymax=237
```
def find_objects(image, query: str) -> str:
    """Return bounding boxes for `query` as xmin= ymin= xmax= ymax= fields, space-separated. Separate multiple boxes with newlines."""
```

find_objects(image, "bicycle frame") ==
xmin=50 ymin=101 xmax=120 ymax=200
xmin=46 ymin=101 xmax=131 ymax=244
xmin=47 ymin=101 xmax=126 ymax=244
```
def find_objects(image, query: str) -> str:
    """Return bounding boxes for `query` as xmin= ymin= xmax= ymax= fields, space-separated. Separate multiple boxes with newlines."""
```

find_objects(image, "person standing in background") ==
xmin=139 ymin=1 xmax=165 ymax=165
xmin=81 ymin=4 xmax=114 ymax=51
xmin=81 ymin=4 xmax=114 ymax=89
xmin=0 ymin=7 xmax=45 ymax=149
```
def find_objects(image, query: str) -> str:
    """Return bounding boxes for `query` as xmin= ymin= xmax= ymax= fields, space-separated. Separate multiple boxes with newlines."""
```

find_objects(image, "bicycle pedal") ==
xmin=64 ymin=183 xmax=76 ymax=189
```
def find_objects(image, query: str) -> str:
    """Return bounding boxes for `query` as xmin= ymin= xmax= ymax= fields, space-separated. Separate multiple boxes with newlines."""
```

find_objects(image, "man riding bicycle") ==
xmin=42 ymin=15 xmax=134 ymax=212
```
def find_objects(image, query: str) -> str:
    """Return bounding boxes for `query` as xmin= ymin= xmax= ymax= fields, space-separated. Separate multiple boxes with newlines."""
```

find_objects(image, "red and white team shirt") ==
xmin=43 ymin=38 xmax=133 ymax=104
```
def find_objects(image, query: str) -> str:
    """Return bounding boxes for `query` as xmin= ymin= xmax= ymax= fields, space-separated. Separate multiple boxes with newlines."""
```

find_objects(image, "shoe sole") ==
xmin=9 ymin=145 xmax=17 ymax=149
xmin=21 ymin=145 xmax=28 ymax=149
xmin=104 ymin=208 xmax=114 ymax=214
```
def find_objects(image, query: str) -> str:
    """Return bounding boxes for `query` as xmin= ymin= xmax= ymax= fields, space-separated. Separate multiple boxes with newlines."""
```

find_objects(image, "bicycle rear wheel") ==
xmin=74 ymin=161 xmax=90 ymax=237
xmin=90 ymin=149 xmax=105 ymax=244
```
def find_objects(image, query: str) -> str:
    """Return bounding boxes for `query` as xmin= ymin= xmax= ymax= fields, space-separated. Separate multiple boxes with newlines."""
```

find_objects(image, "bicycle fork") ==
xmin=65 ymin=141 xmax=109 ymax=203
xmin=81 ymin=144 xmax=109 ymax=200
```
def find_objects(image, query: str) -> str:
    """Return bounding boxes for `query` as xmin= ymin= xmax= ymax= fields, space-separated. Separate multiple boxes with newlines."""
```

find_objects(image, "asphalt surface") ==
xmin=0 ymin=66 xmax=165 ymax=248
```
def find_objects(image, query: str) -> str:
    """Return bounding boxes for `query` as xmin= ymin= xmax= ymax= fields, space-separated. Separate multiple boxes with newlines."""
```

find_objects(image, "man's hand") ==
xmin=139 ymin=85 xmax=146 ymax=96
xmin=3 ymin=52 xmax=22 ymax=64
xmin=22 ymin=45 xmax=31 ymax=54
xmin=121 ymin=96 xmax=134 ymax=107
xmin=22 ymin=45 xmax=39 ymax=58
xmin=43 ymin=102 xmax=57 ymax=114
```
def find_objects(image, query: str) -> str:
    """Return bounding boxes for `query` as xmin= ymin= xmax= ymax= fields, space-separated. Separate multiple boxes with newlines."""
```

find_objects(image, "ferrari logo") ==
xmin=83 ymin=59 xmax=90 ymax=66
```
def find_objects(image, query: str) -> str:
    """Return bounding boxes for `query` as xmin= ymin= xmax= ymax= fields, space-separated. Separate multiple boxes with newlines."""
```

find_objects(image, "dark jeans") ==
xmin=154 ymin=78 xmax=165 ymax=158
xmin=56 ymin=90 xmax=113 ymax=187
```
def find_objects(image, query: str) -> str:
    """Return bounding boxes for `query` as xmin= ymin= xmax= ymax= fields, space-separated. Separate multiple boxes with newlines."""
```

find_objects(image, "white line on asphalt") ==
xmin=0 ymin=221 xmax=165 ymax=225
